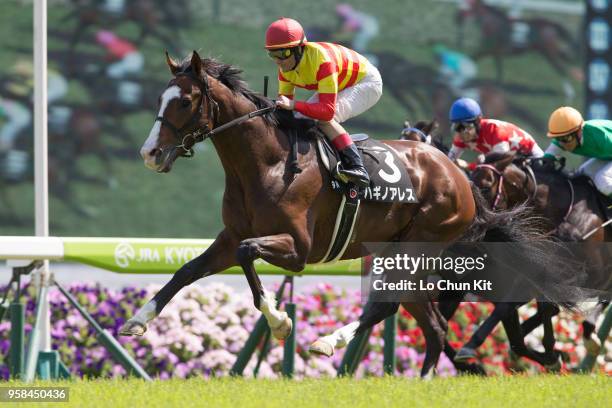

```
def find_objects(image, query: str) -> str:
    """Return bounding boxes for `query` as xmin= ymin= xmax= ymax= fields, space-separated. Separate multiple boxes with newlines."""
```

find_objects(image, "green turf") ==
xmin=3 ymin=375 xmax=611 ymax=408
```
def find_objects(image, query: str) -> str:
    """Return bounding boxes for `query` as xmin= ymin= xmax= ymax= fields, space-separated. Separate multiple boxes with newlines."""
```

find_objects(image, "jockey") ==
xmin=265 ymin=17 xmax=383 ymax=188
xmin=95 ymin=30 xmax=144 ymax=79
xmin=447 ymin=97 xmax=544 ymax=171
xmin=544 ymin=106 xmax=612 ymax=197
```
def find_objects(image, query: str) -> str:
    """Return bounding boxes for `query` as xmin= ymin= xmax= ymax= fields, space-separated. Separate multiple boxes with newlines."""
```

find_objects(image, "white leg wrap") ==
xmin=132 ymin=300 xmax=157 ymax=325
xmin=319 ymin=321 xmax=360 ymax=349
xmin=259 ymin=290 xmax=286 ymax=328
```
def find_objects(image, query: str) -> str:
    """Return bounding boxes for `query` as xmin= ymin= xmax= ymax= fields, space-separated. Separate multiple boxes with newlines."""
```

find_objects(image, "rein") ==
xmin=474 ymin=163 xmax=505 ymax=210
xmin=523 ymin=159 xmax=575 ymax=224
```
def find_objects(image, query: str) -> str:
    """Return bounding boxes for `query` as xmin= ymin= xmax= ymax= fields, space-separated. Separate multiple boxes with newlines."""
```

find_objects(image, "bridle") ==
xmin=154 ymin=71 xmax=275 ymax=163
xmin=155 ymin=72 xmax=218 ymax=158
xmin=474 ymin=164 xmax=506 ymax=209
xmin=475 ymin=161 xmax=538 ymax=210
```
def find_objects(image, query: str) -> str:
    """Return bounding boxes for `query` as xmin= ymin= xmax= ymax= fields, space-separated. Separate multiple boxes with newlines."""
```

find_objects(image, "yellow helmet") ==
xmin=547 ymin=106 xmax=584 ymax=138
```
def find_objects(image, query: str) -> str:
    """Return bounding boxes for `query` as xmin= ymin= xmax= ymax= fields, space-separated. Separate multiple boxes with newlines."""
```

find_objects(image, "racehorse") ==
xmin=456 ymin=0 xmax=581 ymax=100
xmin=470 ymin=152 xmax=612 ymax=360
xmin=400 ymin=123 xmax=573 ymax=368
xmin=120 ymin=51 xmax=578 ymax=377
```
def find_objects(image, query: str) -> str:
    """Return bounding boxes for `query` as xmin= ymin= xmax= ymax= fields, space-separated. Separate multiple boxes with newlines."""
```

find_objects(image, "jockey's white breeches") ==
xmin=577 ymin=158 xmax=612 ymax=196
xmin=304 ymin=62 xmax=383 ymax=124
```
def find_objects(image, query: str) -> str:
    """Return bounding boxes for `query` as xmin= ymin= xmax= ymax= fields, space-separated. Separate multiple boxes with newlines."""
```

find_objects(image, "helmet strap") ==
xmin=473 ymin=116 xmax=482 ymax=134
xmin=290 ymin=45 xmax=305 ymax=70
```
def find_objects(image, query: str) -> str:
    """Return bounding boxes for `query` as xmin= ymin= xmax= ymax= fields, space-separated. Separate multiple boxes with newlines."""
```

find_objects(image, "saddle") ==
xmin=315 ymin=134 xmax=417 ymax=204
xmin=275 ymin=110 xmax=417 ymax=204
xmin=581 ymin=176 xmax=612 ymax=222
xmin=523 ymin=157 xmax=612 ymax=227
xmin=275 ymin=111 xmax=418 ymax=263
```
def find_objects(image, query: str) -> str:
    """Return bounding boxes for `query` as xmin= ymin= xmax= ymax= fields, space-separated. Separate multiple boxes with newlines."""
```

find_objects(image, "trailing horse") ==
xmin=401 ymin=122 xmax=583 ymax=369
xmin=120 ymin=52 xmax=579 ymax=377
xmin=470 ymin=152 xmax=612 ymax=361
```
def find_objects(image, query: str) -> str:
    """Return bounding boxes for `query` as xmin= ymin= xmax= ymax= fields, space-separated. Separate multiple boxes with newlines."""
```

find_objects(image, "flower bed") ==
xmin=0 ymin=281 xmax=610 ymax=379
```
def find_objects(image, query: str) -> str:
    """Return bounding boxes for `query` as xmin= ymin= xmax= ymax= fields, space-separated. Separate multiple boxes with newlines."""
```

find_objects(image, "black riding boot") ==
xmin=338 ymin=144 xmax=370 ymax=188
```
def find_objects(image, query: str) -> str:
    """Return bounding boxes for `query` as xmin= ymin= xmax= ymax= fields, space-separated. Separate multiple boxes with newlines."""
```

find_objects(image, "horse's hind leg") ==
xmin=583 ymin=301 xmax=609 ymax=356
xmin=119 ymin=229 xmax=238 ymax=336
xmin=402 ymin=301 xmax=446 ymax=379
xmin=236 ymin=232 xmax=310 ymax=340
xmin=501 ymin=307 xmax=560 ymax=368
xmin=437 ymin=290 xmax=487 ymax=375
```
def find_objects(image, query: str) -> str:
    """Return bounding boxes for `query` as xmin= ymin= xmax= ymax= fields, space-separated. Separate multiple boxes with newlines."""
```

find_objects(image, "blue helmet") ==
xmin=449 ymin=97 xmax=482 ymax=122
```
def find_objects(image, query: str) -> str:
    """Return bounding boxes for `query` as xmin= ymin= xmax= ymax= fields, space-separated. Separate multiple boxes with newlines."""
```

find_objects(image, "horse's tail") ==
xmin=460 ymin=183 xmax=582 ymax=309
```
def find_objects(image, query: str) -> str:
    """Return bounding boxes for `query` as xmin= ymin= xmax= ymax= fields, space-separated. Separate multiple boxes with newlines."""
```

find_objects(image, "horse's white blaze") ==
xmin=141 ymin=85 xmax=181 ymax=169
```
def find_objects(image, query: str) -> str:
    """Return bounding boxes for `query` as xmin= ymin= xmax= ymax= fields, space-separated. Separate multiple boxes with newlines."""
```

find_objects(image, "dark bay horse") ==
xmin=120 ymin=51 xmax=573 ymax=377
xmin=471 ymin=152 xmax=612 ymax=360
xmin=400 ymin=124 xmax=572 ymax=369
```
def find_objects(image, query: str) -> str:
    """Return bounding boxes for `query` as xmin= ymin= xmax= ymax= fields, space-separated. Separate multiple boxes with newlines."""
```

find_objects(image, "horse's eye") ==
xmin=181 ymin=98 xmax=191 ymax=108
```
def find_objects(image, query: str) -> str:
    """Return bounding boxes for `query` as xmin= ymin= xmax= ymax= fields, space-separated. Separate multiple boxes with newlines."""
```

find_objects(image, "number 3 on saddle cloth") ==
xmin=314 ymin=133 xmax=418 ymax=263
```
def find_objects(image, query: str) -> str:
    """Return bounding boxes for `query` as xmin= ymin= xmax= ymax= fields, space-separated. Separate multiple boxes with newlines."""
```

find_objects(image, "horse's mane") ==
xmin=187 ymin=56 xmax=322 ymax=137
xmin=483 ymin=151 xmax=514 ymax=164
xmin=177 ymin=56 xmax=277 ymax=127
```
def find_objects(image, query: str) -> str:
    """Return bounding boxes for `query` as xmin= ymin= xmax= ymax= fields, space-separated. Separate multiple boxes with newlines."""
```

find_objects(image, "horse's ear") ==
xmin=190 ymin=50 xmax=203 ymax=78
xmin=166 ymin=51 xmax=180 ymax=75
xmin=404 ymin=120 xmax=410 ymax=128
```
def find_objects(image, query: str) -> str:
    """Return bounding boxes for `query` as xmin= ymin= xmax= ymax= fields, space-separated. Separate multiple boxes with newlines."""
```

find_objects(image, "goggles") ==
xmin=267 ymin=48 xmax=293 ymax=60
xmin=452 ymin=121 xmax=476 ymax=133
xmin=556 ymin=133 xmax=576 ymax=144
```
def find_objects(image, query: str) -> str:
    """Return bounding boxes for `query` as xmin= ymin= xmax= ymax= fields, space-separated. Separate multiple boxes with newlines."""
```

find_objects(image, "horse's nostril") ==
xmin=149 ymin=148 xmax=159 ymax=157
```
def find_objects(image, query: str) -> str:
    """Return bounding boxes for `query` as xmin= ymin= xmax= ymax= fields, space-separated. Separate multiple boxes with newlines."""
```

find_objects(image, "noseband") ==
xmin=155 ymin=72 xmax=218 ymax=157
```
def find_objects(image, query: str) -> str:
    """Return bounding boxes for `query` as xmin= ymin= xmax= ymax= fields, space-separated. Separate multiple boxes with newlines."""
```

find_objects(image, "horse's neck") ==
xmin=534 ymin=170 xmax=574 ymax=216
xmin=207 ymin=83 xmax=281 ymax=181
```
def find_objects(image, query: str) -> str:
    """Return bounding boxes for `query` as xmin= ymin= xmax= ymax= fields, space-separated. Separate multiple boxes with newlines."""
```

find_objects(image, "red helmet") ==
xmin=265 ymin=17 xmax=306 ymax=50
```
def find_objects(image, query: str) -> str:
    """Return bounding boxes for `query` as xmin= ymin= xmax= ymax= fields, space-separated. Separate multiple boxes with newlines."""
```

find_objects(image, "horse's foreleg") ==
xmin=455 ymin=302 xmax=518 ymax=361
xmin=119 ymin=229 xmax=238 ymax=336
xmin=236 ymin=233 xmax=307 ymax=340
xmin=310 ymin=302 xmax=399 ymax=357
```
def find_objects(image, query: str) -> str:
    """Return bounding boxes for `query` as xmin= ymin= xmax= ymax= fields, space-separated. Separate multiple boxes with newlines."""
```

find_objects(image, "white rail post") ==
xmin=32 ymin=0 xmax=51 ymax=376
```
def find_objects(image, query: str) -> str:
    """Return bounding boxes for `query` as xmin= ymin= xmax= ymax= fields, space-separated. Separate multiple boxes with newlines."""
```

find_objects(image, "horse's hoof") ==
xmin=545 ymin=357 xmax=562 ymax=372
xmin=584 ymin=334 xmax=602 ymax=356
xmin=309 ymin=339 xmax=334 ymax=357
xmin=421 ymin=370 xmax=435 ymax=381
xmin=119 ymin=320 xmax=147 ymax=336
xmin=454 ymin=347 xmax=477 ymax=362
xmin=271 ymin=315 xmax=292 ymax=340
